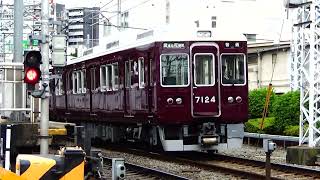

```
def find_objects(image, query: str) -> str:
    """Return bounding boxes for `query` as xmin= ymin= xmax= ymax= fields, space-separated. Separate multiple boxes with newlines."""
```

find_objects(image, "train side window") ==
xmin=221 ymin=54 xmax=246 ymax=85
xmin=55 ymin=79 xmax=60 ymax=96
xmin=100 ymin=66 xmax=107 ymax=91
xmin=67 ymin=72 xmax=73 ymax=94
xmin=194 ymin=53 xmax=214 ymax=86
xmin=106 ymin=64 xmax=112 ymax=91
xmin=55 ymin=79 xmax=65 ymax=96
xmin=112 ymin=63 xmax=119 ymax=91
xmin=81 ymin=70 xmax=86 ymax=93
xmin=125 ymin=61 xmax=131 ymax=88
xmin=72 ymin=71 xmax=77 ymax=94
xmin=149 ymin=59 xmax=153 ymax=85
xmin=160 ymin=53 xmax=189 ymax=87
xmin=90 ymin=68 xmax=96 ymax=91
xmin=77 ymin=71 xmax=81 ymax=93
xmin=60 ymin=78 xmax=65 ymax=95
xmin=138 ymin=57 xmax=145 ymax=88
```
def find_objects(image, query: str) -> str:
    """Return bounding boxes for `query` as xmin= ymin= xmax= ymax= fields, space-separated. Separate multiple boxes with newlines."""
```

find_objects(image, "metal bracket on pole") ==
xmin=31 ymin=83 xmax=48 ymax=99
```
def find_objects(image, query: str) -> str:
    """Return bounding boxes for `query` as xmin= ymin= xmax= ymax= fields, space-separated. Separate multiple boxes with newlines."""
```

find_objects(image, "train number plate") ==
xmin=194 ymin=96 xmax=215 ymax=103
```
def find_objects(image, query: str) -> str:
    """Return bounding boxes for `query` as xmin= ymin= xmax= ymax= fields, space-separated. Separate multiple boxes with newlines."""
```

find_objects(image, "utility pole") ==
xmin=40 ymin=0 xmax=50 ymax=155
xmin=13 ymin=0 xmax=24 ymax=121
xmin=117 ymin=0 xmax=121 ymax=30
xmin=289 ymin=0 xmax=320 ymax=147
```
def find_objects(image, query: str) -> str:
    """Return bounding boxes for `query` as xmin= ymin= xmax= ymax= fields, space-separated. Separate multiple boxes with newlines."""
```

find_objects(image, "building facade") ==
xmin=247 ymin=41 xmax=291 ymax=93
xmin=67 ymin=7 xmax=99 ymax=48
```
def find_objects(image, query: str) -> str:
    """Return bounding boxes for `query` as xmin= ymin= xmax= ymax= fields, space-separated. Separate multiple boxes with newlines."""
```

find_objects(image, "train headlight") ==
xmin=227 ymin=97 xmax=234 ymax=103
xmin=236 ymin=96 xmax=242 ymax=103
xmin=176 ymin=98 xmax=183 ymax=104
xmin=167 ymin=98 xmax=174 ymax=104
xmin=235 ymin=42 xmax=240 ymax=47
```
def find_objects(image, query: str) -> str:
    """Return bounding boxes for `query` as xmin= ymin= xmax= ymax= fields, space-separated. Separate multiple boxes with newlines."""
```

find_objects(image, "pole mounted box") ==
xmin=112 ymin=158 xmax=125 ymax=180
xmin=51 ymin=35 xmax=67 ymax=67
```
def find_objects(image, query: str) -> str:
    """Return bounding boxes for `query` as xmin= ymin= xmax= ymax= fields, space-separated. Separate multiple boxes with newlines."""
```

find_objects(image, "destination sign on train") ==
xmin=163 ymin=42 xmax=185 ymax=49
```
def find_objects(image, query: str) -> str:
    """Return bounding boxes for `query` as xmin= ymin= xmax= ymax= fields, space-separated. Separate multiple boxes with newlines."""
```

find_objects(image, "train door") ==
xmin=136 ymin=55 xmax=148 ymax=112
xmin=191 ymin=43 xmax=220 ymax=117
xmin=124 ymin=59 xmax=133 ymax=116
xmin=147 ymin=52 xmax=154 ymax=114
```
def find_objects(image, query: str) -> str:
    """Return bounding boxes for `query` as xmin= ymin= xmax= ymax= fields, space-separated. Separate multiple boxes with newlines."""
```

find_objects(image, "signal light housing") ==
xmin=24 ymin=50 xmax=42 ymax=90
xmin=24 ymin=67 xmax=41 ymax=85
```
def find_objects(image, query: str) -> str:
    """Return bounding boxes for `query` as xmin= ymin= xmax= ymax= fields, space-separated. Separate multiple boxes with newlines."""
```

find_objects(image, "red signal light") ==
xmin=24 ymin=67 xmax=41 ymax=85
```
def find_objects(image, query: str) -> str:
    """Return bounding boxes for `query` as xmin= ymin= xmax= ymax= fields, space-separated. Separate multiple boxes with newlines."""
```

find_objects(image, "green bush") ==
xmin=271 ymin=91 xmax=300 ymax=134
xmin=283 ymin=125 xmax=299 ymax=136
xmin=245 ymin=117 xmax=276 ymax=134
xmin=249 ymin=88 xmax=275 ymax=119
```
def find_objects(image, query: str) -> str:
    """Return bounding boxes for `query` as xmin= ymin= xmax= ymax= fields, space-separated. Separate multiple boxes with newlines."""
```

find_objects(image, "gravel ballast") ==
xmin=96 ymin=144 xmax=320 ymax=179
xmin=98 ymin=148 xmax=237 ymax=180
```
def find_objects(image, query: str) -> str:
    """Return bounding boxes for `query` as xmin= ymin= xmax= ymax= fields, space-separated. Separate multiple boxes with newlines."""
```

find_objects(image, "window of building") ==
xmin=194 ymin=54 xmax=214 ymax=86
xmin=221 ymin=54 xmax=246 ymax=85
xmin=211 ymin=16 xmax=217 ymax=28
xmin=138 ymin=57 xmax=145 ymax=88
xmin=166 ymin=1 xmax=170 ymax=24
xmin=120 ymin=11 xmax=129 ymax=29
xmin=103 ymin=20 xmax=111 ymax=37
xmin=160 ymin=54 xmax=189 ymax=86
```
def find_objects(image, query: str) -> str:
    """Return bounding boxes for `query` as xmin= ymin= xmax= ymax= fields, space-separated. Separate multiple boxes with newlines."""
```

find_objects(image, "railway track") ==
xmin=93 ymin=155 xmax=190 ymax=179
xmin=97 ymin=145 xmax=320 ymax=179
xmin=180 ymin=152 xmax=320 ymax=179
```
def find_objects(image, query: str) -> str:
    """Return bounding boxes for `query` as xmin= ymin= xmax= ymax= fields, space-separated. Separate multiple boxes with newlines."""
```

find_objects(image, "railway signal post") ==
xmin=263 ymin=139 xmax=276 ymax=180
xmin=39 ymin=0 xmax=50 ymax=155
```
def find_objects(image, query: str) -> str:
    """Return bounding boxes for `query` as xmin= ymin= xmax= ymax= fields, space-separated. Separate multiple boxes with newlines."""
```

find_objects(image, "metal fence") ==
xmin=244 ymin=132 xmax=302 ymax=148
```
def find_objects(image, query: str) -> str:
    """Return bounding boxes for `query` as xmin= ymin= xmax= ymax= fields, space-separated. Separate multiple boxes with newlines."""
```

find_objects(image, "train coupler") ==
xmin=200 ymin=135 xmax=219 ymax=146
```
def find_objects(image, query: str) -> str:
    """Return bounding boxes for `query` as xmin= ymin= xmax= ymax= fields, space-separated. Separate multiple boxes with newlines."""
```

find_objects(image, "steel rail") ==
xmin=96 ymin=145 xmax=320 ymax=179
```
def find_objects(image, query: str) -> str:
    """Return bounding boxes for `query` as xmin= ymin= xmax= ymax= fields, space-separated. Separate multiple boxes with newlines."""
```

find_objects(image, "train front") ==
xmin=155 ymin=31 xmax=248 ymax=151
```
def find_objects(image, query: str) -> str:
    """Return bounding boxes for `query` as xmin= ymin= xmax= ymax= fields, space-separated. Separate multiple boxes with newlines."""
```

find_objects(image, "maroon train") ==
xmin=50 ymin=30 xmax=248 ymax=151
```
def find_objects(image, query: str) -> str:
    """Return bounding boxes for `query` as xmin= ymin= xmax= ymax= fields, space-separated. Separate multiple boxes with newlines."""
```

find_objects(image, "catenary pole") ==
xmin=13 ymin=0 xmax=24 ymax=121
xmin=40 ymin=0 xmax=50 ymax=155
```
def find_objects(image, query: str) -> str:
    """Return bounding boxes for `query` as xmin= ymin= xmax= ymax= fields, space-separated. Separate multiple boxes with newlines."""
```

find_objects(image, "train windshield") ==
xmin=221 ymin=54 xmax=245 ymax=85
xmin=161 ymin=54 xmax=189 ymax=86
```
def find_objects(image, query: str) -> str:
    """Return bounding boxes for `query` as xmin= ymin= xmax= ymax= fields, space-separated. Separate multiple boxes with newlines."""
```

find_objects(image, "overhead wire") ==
xmin=269 ymin=17 xmax=285 ymax=84
xmin=90 ymin=0 xmax=154 ymax=31
xmin=62 ymin=0 xmax=115 ymax=31
xmin=65 ymin=0 xmax=152 ymax=32
xmin=259 ymin=10 xmax=286 ymax=131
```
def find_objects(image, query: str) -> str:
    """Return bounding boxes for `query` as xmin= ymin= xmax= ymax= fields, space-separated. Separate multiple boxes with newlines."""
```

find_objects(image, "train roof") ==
xmin=67 ymin=28 xmax=247 ymax=65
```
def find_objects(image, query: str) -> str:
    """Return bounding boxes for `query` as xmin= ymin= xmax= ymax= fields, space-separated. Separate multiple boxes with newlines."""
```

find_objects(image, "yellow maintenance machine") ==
xmin=0 ymin=147 xmax=85 ymax=180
